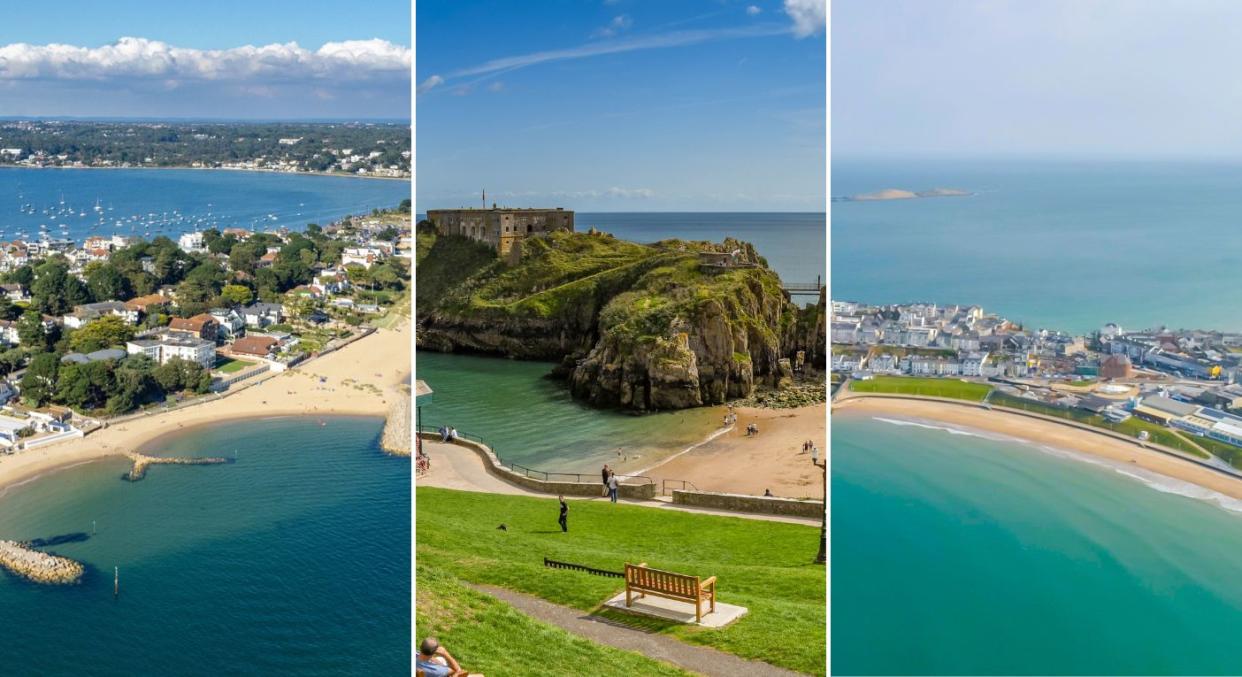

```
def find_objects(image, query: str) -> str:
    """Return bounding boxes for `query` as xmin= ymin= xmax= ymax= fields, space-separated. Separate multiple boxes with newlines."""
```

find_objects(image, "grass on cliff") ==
xmin=415 ymin=234 xmax=497 ymax=311
xmin=850 ymin=375 xmax=993 ymax=402
xmin=416 ymin=487 xmax=826 ymax=676
xmin=416 ymin=566 xmax=692 ymax=677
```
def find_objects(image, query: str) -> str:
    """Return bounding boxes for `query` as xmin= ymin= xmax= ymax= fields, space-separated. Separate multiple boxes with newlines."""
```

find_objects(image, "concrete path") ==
xmin=469 ymin=583 xmax=808 ymax=677
xmin=417 ymin=441 xmax=821 ymax=526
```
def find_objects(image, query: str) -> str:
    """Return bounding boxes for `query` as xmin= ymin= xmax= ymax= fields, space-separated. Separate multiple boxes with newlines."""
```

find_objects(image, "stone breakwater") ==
xmin=125 ymin=452 xmax=232 ymax=481
xmin=0 ymin=540 xmax=85 ymax=585
xmin=381 ymin=386 xmax=411 ymax=457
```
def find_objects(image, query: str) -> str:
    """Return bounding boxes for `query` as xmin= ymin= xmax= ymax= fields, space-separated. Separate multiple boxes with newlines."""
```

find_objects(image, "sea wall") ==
xmin=671 ymin=489 xmax=824 ymax=518
xmin=125 ymin=453 xmax=232 ymax=481
xmin=416 ymin=432 xmax=657 ymax=499
xmin=0 ymin=540 xmax=85 ymax=585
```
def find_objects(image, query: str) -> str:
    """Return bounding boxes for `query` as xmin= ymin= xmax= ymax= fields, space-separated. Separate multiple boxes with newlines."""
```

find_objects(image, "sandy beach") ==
xmin=0 ymin=318 xmax=411 ymax=496
xmin=836 ymin=396 xmax=1242 ymax=502
xmin=642 ymin=404 xmax=826 ymax=500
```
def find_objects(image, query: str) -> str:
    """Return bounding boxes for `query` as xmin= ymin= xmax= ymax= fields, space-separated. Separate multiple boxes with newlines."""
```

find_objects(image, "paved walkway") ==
xmin=469 ymin=584 xmax=807 ymax=677
xmin=417 ymin=441 xmax=820 ymax=526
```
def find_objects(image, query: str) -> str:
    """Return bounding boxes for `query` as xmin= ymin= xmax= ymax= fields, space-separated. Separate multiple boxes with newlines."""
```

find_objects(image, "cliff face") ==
xmin=417 ymin=231 xmax=822 ymax=411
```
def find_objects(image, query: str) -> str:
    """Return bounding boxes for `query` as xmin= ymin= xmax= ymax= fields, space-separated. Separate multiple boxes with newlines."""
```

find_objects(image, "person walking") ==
xmin=601 ymin=464 xmax=610 ymax=497
xmin=607 ymin=471 xmax=619 ymax=503
xmin=558 ymin=495 xmax=568 ymax=532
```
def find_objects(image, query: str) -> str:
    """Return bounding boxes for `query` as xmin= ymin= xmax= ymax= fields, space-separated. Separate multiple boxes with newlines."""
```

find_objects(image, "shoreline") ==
xmin=640 ymin=403 xmax=826 ymax=499
xmin=835 ymin=396 xmax=1242 ymax=503
xmin=0 ymin=318 xmax=410 ymax=498
xmin=0 ymin=164 xmax=410 ymax=182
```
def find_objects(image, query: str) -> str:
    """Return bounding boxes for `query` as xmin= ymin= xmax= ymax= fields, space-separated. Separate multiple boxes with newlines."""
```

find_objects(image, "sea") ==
xmin=832 ymin=158 xmax=1242 ymax=675
xmin=0 ymin=417 xmax=410 ymax=676
xmin=415 ymin=211 xmax=826 ymax=472
xmin=1 ymin=167 xmax=409 ymax=239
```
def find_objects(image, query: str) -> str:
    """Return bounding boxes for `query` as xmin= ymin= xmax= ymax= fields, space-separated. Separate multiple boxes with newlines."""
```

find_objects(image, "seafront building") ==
xmin=126 ymin=332 xmax=216 ymax=369
xmin=833 ymin=299 xmax=1242 ymax=453
xmin=426 ymin=206 xmax=574 ymax=256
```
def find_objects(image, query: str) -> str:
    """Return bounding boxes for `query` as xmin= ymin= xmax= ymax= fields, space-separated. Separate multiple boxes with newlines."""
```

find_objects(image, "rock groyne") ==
xmin=381 ymin=385 xmax=412 ymax=457
xmin=0 ymin=540 xmax=85 ymax=585
xmin=125 ymin=452 xmax=232 ymax=481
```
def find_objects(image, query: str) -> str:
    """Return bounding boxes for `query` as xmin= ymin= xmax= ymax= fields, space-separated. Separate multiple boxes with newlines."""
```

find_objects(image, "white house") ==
xmin=179 ymin=231 xmax=205 ymax=252
xmin=63 ymin=301 xmax=140 ymax=329
xmin=241 ymin=302 xmax=284 ymax=328
xmin=126 ymin=332 xmax=216 ymax=369
xmin=209 ymin=308 xmax=246 ymax=340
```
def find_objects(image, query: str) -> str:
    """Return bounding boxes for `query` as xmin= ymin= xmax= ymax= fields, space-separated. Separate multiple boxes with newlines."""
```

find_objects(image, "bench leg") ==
xmin=695 ymin=598 xmax=701 ymax=624
xmin=626 ymin=587 xmax=632 ymax=608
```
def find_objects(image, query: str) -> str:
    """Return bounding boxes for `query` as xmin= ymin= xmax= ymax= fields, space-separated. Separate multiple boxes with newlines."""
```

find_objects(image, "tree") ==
xmin=88 ymin=263 xmax=133 ymax=302
xmin=31 ymin=260 xmax=90 ymax=315
xmin=0 ymin=349 xmax=25 ymax=377
xmin=20 ymin=352 xmax=60 ymax=406
xmin=55 ymin=360 xmax=115 ymax=410
xmin=152 ymin=357 xmax=209 ymax=394
xmin=17 ymin=309 xmax=52 ymax=351
xmin=69 ymin=315 xmax=136 ymax=353
xmin=219 ymin=284 xmax=253 ymax=307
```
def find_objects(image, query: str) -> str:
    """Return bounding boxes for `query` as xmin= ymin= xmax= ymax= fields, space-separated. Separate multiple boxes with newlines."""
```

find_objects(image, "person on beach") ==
xmin=416 ymin=637 xmax=473 ymax=677
xmin=608 ymin=471 xmax=619 ymax=503
xmin=764 ymin=488 xmax=773 ymax=497
xmin=558 ymin=495 xmax=568 ymax=532
xmin=601 ymin=464 xmax=610 ymax=497
xmin=449 ymin=427 xmax=459 ymax=442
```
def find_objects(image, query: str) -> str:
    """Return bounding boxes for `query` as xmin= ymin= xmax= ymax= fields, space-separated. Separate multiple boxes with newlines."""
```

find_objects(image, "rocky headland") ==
xmin=416 ymin=227 xmax=825 ymax=411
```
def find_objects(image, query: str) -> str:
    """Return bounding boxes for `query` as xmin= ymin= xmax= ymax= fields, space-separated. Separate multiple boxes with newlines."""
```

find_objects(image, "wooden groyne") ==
xmin=0 ymin=540 xmax=85 ymax=585
xmin=124 ymin=452 xmax=232 ymax=481
xmin=381 ymin=385 xmax=411 ymax=457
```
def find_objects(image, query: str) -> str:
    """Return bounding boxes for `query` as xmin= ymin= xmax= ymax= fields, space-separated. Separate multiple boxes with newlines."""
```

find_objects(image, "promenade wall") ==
xmin=671 ymin=489 xmax=824 ymax=518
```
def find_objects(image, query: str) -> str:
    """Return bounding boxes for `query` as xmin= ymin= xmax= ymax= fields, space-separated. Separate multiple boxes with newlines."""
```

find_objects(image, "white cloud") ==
xmin=487 ymin=81 xmax=505 ymax=92
xmin=0 ymin=37 xmax=410 ymax=82
xmin=784 ymin=0 xmax=826 ymax=37
xmin=605 ymin=186 xmax=654 ymax=199
xmin=747 ymin=5 xmax=763 ymax=16
xmin=594 ymin=14 xmax=635 ymax=39
xmin=418 ymin=74 xmax=444 ymax=94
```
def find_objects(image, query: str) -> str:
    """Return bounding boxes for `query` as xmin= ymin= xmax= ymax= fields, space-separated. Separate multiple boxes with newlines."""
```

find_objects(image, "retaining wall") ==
xmin=417 ymin=432 xmax=657 ymax=499
xmin=671 ymin=489 xmax=824 ymax=518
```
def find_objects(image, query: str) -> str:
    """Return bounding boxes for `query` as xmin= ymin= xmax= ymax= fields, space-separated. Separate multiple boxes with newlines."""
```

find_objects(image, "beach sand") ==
xmin=836 ymin=396 xmax=1242 ymax=502
xmin=642 ymin=404 xmax=826 ymax=500
xmin=0 ymin=319 xmax=411 ymax=495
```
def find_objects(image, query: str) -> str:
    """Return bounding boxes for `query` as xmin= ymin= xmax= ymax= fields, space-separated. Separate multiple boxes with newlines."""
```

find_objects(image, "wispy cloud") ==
xmin=593 ymin=14 xmax=635 ymax=39
xmin=0 ymin=37 xmax=411 ymax=82
xmin=747 ymin=5 xmax=763 ymax=16
xmin=784 ymin=0 xmax=826 ymax=38
xmin=419 ymin=23 xmax=792 ymax=96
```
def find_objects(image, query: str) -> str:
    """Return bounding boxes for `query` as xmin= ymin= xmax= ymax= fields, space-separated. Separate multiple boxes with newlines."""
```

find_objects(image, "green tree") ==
xmin=20 ymin=352 xmax=60 ymax=407
xmin=0 ymin=349 xmax=25 ymax=377
xmin=87 ymin=263 xmax=133 ymax=302
xmin=69 ymin=315 xmax=136 ymax=353
xmin=55 ymin=360 xmax=116 ymax=410
xmin=220 ymin=284 xmax=253 ymax=307
xmin=17 ymin=309 xmax=52 ymax=351
xmin=31 ymin=260 xmax=90 ymax=315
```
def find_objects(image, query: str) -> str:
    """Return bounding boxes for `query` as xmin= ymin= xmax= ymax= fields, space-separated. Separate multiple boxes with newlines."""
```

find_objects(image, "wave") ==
xmin=870 ymin=414 xmax=1242 ymax=516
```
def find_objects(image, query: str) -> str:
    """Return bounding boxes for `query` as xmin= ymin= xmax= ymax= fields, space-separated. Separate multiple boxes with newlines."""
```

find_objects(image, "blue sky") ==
xmin=416 ymin=1 xmax=825 ymax=212
xmin=835 ymin=0 xmax=1242 ymax=158
xmin=0 ymin=0 xmax=410 ymax=120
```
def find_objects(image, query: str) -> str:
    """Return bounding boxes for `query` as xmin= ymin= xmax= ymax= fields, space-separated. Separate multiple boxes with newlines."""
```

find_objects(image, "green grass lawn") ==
xmin=1185 ymin=434 xmax=1242 ymax=468
xmin=416 ymin=487 xmax=825 ymax=676
xmin=988 ymin=392 xmax=1210 ymax=459
xmin=417 ymin=566 xmax=693 ymax=677
xmin=850 ymin=376 xmax=993 ymax=402
xmin=214 ymin=357 xmax=254 ymax=374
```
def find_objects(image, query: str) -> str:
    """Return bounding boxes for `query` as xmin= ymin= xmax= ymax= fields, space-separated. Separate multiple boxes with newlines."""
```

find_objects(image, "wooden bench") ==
xmin=624 ymin=562 xmax=716 ymax=623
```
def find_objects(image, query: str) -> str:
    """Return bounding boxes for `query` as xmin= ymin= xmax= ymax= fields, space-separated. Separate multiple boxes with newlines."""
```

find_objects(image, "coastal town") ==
xmin=0 ymin=120 xmax=411 ymax=178
xmin=832 ymin=300 xmax=1242 ymax=468
xmin=0 ymin=202 xmax=411 ymax=451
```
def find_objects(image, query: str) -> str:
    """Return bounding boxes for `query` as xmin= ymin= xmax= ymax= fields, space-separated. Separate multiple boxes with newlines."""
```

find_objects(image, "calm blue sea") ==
xmin=1 ymin=167 xmax=409 ymax=240
xmin=0 ymin=417 xmax=410 ymax=676
xmin=833 ymin=158 xmax=1242 ymax=333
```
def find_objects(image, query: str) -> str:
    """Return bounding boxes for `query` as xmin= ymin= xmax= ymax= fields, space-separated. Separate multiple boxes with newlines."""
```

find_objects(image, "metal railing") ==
xmin=661 ymin=478 xmax=699 ymax=495
xmin=418 ymin=421 xmax=653 ymax=485
xmin=543 ymin=557 xmax=624 ymax=578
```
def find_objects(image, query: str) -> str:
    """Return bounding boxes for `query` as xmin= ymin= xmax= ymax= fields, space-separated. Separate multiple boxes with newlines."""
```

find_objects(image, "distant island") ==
xmin=832 ymin=187 xmax=972 ymax=202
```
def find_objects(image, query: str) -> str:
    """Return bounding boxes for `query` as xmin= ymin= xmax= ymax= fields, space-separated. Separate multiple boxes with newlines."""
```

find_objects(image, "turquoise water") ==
xmin=2 ymin=167 xmax=408 ymax=238
xmin=832 ymin=413 xmax=1242 ymax=675
xmin=0 ymin=417 xmax=410 ymax=676
xmin=833 ymin=158 xmax=1242 ymax=333
xmin=416 ymin=351 xmax=722 ymax=473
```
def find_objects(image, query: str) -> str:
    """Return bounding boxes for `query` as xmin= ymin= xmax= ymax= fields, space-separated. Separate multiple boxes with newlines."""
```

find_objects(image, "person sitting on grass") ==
xmin=417 ymin=637 xmax=478 ymax=677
